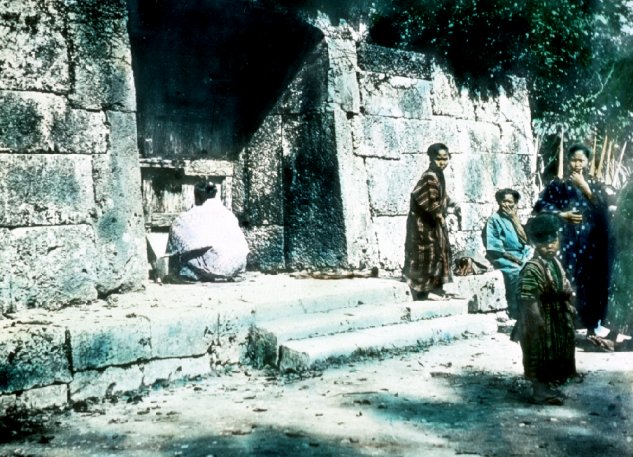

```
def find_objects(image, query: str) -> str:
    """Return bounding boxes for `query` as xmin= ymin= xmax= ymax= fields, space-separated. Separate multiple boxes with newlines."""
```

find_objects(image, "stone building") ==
xmin=0 ymin=0 xmax=535 ymax=312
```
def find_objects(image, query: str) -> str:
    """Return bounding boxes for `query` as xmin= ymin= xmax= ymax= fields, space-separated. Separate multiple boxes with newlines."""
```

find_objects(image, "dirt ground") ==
xmin=1 ymin=327 xmax=632 ymax=457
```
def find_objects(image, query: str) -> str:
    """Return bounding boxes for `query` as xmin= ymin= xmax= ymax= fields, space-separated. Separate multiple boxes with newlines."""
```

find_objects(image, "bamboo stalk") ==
xmin=596 ymin=136 xmax=608 ymax=179
xmin=590 ymin=136 xmax=597 ymax=175
xmin=605 ymin=140 xmax=613 ymax=185
xmin=557 ymin=129 xmax=564 ymax=179
xmin=534 ymin=133 xmax=543 ymax=191
xmin=615 ymin=141 xmax=627 ymax=187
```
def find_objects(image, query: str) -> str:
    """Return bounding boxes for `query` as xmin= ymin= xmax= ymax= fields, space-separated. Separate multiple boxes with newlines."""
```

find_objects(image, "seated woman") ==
xmin=483 ymin=188 xmax=532 ymax=318
xmin=166 ymin=181 xmax=249 ymax=282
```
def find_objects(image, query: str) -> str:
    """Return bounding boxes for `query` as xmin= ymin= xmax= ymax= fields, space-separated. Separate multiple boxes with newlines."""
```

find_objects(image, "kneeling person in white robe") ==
xmin=166 ymin=181 xmax=249 ymax=282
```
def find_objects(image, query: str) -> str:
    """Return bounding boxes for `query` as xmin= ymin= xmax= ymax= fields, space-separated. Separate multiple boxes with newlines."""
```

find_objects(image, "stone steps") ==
xmin=0 ymin=272 xmax=506 ymax=413
xmin=247 ymin=297 xmax=489 ymax=370
xmin=277 ymin=313 xmax=497 ymax=372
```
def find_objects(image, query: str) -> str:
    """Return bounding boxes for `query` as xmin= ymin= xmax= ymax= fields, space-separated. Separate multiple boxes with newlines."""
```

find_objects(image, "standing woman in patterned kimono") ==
xmin=404 ymin=143 xmax=456 ymax=300
xmin=533 ymin=144 xmax=614 ymax=338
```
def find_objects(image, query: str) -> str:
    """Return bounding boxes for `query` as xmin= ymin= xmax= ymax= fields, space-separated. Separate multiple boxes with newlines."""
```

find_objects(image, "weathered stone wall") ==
xmin=238 ymin=19 xmax=536 ymax=272
xmin=0 ymin=0 xmax=147 ymax=312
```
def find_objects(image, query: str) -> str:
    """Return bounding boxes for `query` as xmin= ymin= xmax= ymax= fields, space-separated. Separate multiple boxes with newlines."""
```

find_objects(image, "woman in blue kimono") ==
xmin=533 ymin=144 xmax=614 ymax=336
xmin=484 ymin=188 xmax=533 ymax=318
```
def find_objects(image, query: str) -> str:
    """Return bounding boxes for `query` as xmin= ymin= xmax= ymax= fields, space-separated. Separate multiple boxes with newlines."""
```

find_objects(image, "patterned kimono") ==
xmin=534 ymin=177 xmax=613 ymax=330
xmin=515 ymin=256 xmax=577 ymax=384
xmin=484 ymin=211 xmax=533 ymax=318
xmin=404 ymin=167 xmax=452 ymax=294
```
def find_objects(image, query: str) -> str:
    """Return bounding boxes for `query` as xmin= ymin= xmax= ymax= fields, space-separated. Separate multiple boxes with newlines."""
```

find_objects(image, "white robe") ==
xmin=166 ymin=199 xmax=249 ymax=280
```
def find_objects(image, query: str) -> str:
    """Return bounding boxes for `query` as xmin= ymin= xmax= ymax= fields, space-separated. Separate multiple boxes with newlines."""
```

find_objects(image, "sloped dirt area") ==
xmin=1 ymin=330 xmax=631 ymax=457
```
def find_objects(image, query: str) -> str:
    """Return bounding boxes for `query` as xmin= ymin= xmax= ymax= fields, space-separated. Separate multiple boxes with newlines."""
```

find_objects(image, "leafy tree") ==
xmin=368 ymin=0 xmax=633 ymax=143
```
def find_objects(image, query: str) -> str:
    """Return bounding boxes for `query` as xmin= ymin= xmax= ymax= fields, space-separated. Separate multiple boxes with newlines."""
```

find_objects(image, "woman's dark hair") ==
xmin=495 ymin=188 xmax=520 ymax=204
xmin=566 ymin=143 xmax=592 ymax=161
xmin=194 ymin=181 xmax=218 ymax=204
xmin=427 ymin=143 xmax=449 ymax=159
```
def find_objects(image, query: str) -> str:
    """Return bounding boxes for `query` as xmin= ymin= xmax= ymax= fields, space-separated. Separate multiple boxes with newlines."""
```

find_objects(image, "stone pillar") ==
xmin=237 ymin=13 xmax=535 ymax=274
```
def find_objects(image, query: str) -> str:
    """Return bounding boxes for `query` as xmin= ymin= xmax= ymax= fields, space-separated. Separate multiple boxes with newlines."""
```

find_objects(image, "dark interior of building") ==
xmin=126 ymin=0 xmax=322 ymax=160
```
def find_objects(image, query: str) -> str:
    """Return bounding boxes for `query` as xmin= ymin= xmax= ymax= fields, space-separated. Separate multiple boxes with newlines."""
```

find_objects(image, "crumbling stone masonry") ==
xmin=236 ymin=19 xmax=536 ymax=272
xmin=0 ymin=0 xmax=147 ymax=312
xmin=0 ymin=1 xmax=535 ymax=310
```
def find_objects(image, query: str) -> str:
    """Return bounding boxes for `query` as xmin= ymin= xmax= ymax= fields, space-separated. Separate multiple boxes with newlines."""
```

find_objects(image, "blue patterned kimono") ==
xmin=534 ymin=177 xmax=614 ymax=330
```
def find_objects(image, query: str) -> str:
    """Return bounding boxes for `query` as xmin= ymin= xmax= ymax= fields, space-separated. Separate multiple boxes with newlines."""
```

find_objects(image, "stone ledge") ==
xmin=0 ymin=273 xmax=504 ymax=411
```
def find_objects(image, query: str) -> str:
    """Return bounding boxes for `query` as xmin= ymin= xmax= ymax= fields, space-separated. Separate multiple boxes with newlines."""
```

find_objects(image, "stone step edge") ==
xmin=249 ymin=281 xmax=410 ymax=322
xmin=247 ymin=299 xmax=469 ymax=367
xmin=277 ymin=314 xmax=497 ymax=372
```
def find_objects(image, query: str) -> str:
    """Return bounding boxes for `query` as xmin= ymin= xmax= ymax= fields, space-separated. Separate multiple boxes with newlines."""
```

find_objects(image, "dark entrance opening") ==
xmin=126 ymin=0 xmax=322 ymax=160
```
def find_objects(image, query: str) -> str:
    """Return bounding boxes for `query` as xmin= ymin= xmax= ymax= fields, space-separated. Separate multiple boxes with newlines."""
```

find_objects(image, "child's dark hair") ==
xmin=526 ymin=213 xmax=561 ymax=244
xmin=194 ymin=181 xmax=218 ymax=204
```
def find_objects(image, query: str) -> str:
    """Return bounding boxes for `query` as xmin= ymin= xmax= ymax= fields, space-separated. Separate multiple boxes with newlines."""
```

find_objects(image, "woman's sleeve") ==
xmin=519 ymin=262 xmax=544 ymax=302
xmin=411 ymin=175 xmax=443 ymax=218
xmin=533 ymin=179 xmax=565 ymax=213
xmin=485 ymin=216 xmax=506 ymax=257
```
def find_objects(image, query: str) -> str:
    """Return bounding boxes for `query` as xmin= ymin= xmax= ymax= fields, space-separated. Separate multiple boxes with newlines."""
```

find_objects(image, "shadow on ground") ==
xmin=340 ymin=370 xmax=632 ymax=457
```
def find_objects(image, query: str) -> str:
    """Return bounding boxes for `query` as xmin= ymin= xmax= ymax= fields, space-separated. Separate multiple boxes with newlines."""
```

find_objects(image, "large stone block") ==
xmin=244 ymin=225 xmax=285 ymax=272
xmin=450 ymin=230 xmax=488 ymax=261
xmin=282 ymin=113 xmax=347 ymax=269
xmin=333 ymin=108 xmax=378 ymax=269
xmin=92 ymin=111 xmax=147 ymax=295
xmin=0 ymin=154 xmax=93 ymax=226
xmin=455 ymin=120 xmax=502 ymax=154
xmin=431 ymin=69 xmax=476 ymax=120
xmin=373 ymin=216 xmax=407 ymax=271
xmin=460 ymin=203 xmax=498 ymax=235
xmin=10 ymin=225 xmax=99 ymax=310
xmin=445 ymin=270 xmax=507 ymax=313
xmin=447 ymin=152 xmax=535 ymax=204
xmin=357 ymin=43 xmax=434 ymax=80
xmin=278 ymin=41 xmax=328 ymax=115
xmin=67 ymin=313 xmax=151 ymax=371
xmin=352 ymin=116 xmax=448 ymax=158
xmin=0 ymin=0 xmax=69 ymax=92
xmin=70 ymin=365 xmax=143 ymax=402
xmin=232 ymin=149 xmax=247 ymax=218
xmin=0 ymin=91 xmax=108 ymax=154
xmin=326 ymin=37 xmax=360 ymax=113
xmin=0 ymin=394 xmax=17 ymax=416
xmin=473 ymin=95 xmax=501 ymax=124
xmin=142 ymin=356 xmax=211 ymax=386
xmin=365 ymin=154 xmax=429 ymax=217
xmin=0 ymin=229 xmax=13 ymax=313
xmin=244 ymin=115 xmax=284 ymax=226
xmin=18 ymin=384 xmax=68 ymax=411
xmin=498 ymin=77 xmax=532 ymax=135
xmin=354 ymin=116 xmax=476 ymax=157
xmin=67 ymin=0 xmax=136 ymax=111
xmin=358 ymin=73 xmax=432 ymax=119
xmin=147 ymin=310 xmax=217 ymax=360
xmin=499 ymin=121 xmax=533 ymax=156
xmin=0 ymin=323 xmax=71 ymax=394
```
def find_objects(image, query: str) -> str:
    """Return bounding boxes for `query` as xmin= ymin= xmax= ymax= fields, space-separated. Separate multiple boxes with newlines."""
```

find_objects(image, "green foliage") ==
xmin=369 ymin=0 xmax=633 ymax=141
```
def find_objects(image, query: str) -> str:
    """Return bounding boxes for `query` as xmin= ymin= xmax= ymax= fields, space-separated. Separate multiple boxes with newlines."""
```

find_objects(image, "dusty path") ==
xmin=1 ymin=330 xmax=631 ymax=457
